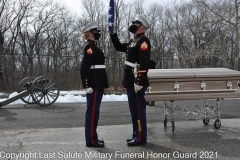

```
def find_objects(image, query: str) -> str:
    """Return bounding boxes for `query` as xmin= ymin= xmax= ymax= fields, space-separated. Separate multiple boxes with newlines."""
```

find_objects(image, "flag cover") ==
xmin=108 ymin=0 xmax=114 ymax=34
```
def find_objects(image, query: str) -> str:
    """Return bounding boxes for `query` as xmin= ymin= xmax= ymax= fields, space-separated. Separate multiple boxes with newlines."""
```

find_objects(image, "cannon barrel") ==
xmin=24 ymin=79 xmax=50 ymax=88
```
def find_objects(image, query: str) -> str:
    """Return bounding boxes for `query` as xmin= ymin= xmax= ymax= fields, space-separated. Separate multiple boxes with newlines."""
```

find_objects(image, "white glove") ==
xmin=147 ymin=86 xmax=152 ymax=93
xmin=85 ymin=87 xmax=93 ymax=94
xmin=134 ymin=83 xmax=143 ymax=93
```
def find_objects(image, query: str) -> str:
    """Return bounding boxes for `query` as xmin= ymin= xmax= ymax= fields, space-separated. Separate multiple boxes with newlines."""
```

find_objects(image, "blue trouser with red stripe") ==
xmin=127 ymin=88 xmax=147 ymax=143
xmin=85 ymin=89 xmax=104 ymax=145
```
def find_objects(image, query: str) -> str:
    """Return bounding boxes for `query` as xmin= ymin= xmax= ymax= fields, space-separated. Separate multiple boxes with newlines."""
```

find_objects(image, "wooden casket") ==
xmin=146 ymin=68 xmax=240 ymax=131
xmin=146 ymin=68 xmax=240 ymax=101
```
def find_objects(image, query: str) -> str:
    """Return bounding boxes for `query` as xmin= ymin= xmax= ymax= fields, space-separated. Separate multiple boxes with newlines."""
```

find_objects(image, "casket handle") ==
xmin=147 ymin=86 xmax=152 ymax=93
xmin=174 ymin=82 xmax=179 ymax=92
xmin=201 ymin=81 xmax=206 ymax=91
xmin=227 ymin=80 xmax=232 ymax=90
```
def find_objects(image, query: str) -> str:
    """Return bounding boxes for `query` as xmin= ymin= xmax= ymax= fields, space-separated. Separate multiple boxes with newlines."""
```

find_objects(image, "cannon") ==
xmin=0 ymin=75 xmax=60 ymax=108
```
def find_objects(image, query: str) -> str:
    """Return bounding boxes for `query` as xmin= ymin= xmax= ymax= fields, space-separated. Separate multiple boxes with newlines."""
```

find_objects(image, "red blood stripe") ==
xmin=138 ymin=70 xmax=146 ymax=73
xmin=91 ymin=90 xmax=97 ymax=144
xmin=137 ymin=95 xmax=141 ymax=142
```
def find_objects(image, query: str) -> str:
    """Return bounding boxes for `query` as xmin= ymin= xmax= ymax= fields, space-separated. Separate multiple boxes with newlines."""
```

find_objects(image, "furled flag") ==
xmin=108 ymin=0 xmax=114 ymax=34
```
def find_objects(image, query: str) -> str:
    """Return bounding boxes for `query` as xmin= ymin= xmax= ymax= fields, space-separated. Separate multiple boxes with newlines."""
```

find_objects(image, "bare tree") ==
xmin=196 ymin=0 xmax=240 ymax=69
xmin=0 ymin=0 xmax=33 ymax=90
xmin=80 ymin=0 xmax=104 ymax=21
xmin=1 ymin=0 xmax=240 ymax=92
xmin=18 ymin=0 xmax=65 ymax=77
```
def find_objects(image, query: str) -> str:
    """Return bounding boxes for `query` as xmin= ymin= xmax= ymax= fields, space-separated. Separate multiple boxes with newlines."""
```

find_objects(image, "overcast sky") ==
xmin=58 ymin=0 xmax=188 ymax=15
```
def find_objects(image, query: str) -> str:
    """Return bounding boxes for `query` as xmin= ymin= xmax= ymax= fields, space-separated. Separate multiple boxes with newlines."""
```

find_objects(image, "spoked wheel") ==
xmin=17 ymin=77 xmax=36 ymax=104
xmin=31 ymin=75 xmax=60 ymax=106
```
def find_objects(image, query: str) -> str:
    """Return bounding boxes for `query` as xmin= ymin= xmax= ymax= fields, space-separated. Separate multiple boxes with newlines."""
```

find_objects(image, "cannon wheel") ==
xmin=30 ymin=75 xmax=60 ymax=106
xmin=17 ymin=77 xmax=36 ymax=104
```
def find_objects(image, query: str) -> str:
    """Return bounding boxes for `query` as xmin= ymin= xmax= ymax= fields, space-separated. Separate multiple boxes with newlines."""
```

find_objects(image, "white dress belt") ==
xmin=125 ymin=61 xmax=135 ymax=67
xmin=90 ymin=65 xmax=106 ymax=69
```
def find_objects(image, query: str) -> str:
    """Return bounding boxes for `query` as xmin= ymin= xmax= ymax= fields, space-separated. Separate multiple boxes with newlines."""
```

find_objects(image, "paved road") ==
xmin=0 ymin=99 xmax=240 ymax=160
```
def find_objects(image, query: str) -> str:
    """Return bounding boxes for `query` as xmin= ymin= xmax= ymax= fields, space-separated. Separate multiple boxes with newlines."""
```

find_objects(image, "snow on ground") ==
xmin=0 ymin=90 xmax=128 ymax=105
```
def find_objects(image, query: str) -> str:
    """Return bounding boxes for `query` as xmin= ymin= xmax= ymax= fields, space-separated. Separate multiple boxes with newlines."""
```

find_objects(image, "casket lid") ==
xmin=148 ymin=68 xmax=240 ymax=79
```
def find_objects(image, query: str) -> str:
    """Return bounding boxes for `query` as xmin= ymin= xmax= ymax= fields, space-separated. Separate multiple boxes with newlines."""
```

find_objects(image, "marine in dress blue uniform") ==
xmin=110 ymin=14 xmax=151 ymax=146
xmin=80 ymin=21 xmax=109 ymax=147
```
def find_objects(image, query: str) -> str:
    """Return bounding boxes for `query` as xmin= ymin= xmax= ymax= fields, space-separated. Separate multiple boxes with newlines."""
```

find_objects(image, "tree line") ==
xmin=0 ymin=0 xmax=239 ymax=92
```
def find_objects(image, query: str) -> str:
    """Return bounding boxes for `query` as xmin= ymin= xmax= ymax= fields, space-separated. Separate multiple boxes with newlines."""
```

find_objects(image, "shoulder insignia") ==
xmin=86 ymin=48 xmax=93 ymax=54
xmin=140 ymin=41 xmax=148 ymax=51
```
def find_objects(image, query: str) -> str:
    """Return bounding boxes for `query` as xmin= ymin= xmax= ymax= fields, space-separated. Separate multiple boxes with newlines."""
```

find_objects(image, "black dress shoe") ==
xmin=126 ymin=138 xmax=133 ymax=142
xmin=86 ymin=141 xmax=104 ymax=148
xmin=127 ymin=140 xmax=147 ymax=146
xmin=98 ymin=140 xmax=104 ymax=143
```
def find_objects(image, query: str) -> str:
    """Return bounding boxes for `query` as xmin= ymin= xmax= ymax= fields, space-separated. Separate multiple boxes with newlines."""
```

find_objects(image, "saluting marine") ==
xmin=80 ymin=21 xmax=109 ymax=148
xmin=110 ymin=14 xmax=151 ymax=146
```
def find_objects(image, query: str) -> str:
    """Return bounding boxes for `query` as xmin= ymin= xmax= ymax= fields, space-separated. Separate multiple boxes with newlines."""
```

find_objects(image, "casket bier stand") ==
xmin=146 ymin=68 xmax=240 ymax=131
